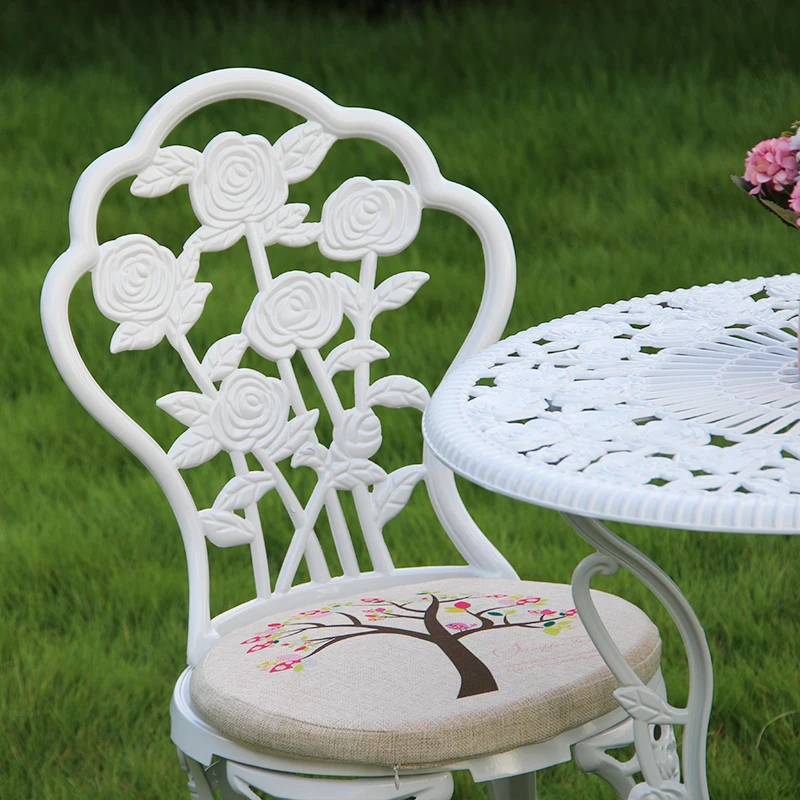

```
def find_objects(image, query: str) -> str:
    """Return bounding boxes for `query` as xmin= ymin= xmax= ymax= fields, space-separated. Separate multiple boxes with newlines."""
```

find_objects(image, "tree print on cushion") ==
xmin=239 ymin=591 xmax=577 ymax=699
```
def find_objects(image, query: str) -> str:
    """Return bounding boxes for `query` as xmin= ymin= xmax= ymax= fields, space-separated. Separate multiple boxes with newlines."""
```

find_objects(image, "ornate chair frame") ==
xmin=42 ymin=69 xmax=671 ymax=800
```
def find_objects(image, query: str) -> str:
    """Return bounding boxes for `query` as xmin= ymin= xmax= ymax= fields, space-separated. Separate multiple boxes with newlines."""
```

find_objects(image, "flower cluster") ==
xmin=738 ymin=122 xmax=800 ymax=228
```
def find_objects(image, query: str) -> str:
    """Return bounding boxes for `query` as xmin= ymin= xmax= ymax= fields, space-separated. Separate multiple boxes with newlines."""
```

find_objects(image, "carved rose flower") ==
xmin=333 ymin=408 xmax=382 ymax=458
xmin=92 ymin=234 xmax=178 ymax=323
xmin=209 ymin=369 xmax=290 ymax=452
xmin=318 ymin=177 xmax=422 ymax=261
xmin=189 ymin=133 xmax=288 ymax=228
xmin=243 ymin=271 xmax=343 ymax=360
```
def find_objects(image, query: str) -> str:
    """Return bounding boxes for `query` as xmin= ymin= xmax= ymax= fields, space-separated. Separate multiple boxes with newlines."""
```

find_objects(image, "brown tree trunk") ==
xmin=423 ymin=595 xmax=499 ymax=698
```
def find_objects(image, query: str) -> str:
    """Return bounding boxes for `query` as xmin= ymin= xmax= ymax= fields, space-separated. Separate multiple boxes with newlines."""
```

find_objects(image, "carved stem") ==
xmin=354 ymin=250 xmax=378 ymax=405
xmin=252 ymin=452 xmax=330 ymax=588
xmin=276 ymin=358 xmax=360 ymax=578
xmin=302 ymin=347 xmax=394 ymax=574
xmin=245 ymin=221 xmax=272 ymax=292
xmin=174 ymin=334 xmax=270 ymax=598
xmin=274 ymin=476 xmax=330 ymax=594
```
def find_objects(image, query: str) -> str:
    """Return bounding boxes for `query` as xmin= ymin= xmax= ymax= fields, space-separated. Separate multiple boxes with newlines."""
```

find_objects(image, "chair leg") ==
xmin=573 ymin=718 xmax=638 ymax=800
xmin=487 ymin=772 xmax=536 ymax=800
xmin=177 ymin=748 xmax=217 ymax=800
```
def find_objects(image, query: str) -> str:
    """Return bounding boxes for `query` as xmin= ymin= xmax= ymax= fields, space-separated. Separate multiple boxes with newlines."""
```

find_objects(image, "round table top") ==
xmin=423 ymin=275 xmax=800 ymax=534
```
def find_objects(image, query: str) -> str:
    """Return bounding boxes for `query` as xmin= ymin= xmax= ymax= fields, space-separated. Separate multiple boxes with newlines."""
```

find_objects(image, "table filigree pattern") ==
xmin=425 ymin=275 xmax=800 ymax=532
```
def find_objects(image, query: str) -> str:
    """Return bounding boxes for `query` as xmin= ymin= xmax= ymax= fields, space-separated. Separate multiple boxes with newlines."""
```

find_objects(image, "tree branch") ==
xmin=455 ymin=619 xmax=557 ymax=639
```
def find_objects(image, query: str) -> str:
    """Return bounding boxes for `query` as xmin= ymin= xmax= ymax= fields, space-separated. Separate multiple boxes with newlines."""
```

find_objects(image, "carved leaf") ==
xmin=366 ymin=375 xmax=430 ymax=411
xmin=170 ymin=282 xmax=213 ymax=337
xmin=177 ymin=247 xmax=202 ymax=282
xmin=371 ymin=464 xmax=426 ymax=528
xmin=613 ymin=685 xmax=687 ymax=725
xmin=260 ymin=203 xmax=311 ymax=245
xmin=277 ymin=222 xmax=323 ymax=247
xmin=330 ymin=272 xmax=362 ymax=320
xmin=325 ymin=340 xmax=390 ymax=378
xmin=213 ymin=471 xmax=276 ymax=511
xmin=110 ymin=319 xmax=167 ymax=353
xmin=270 ymin=410 xmax=320 ymax=462
xmin=156 ymin=391 xmax=213 ymax=426
xmin=168 ymin=422 xmax=223 ymax=469
xmin=370 ymin=271 xmax=430 ymax=320
xmin=130 ymin=145 xmax=201 ymax=198
xmin=198 ymin=509 xmax=256 ymax=547
xmin=274 ymin=121 xmax=337 ymax=184
xmin=201 ymin=334 xmax=249 ymax=381
xmin=330 ymin=454 xmax=388 ymax=490
xmin=291 ymin=442 xmax=327 ymax=471
xmin=186 ymin=223 xmax=246 ymax=252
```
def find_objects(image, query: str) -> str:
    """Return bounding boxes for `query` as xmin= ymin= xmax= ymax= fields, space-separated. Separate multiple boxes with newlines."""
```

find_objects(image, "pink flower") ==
xmin=299 ymin=609 xmax=329 ymax=617
xmin=446 ymin=622 xmax=473 ymax=631
xmin=516 ymin=597 xmax=542 ymax=605
xmin=790 ymin=183 xmax=800 ymax=225
xmin=744 ymin=138 xmax=799 ymax=195
xmin=270 ymin=659 xmax=301 ymax=673
xmin=538 ymin=608 xmax=557 ymax=616
xmin=453 ymin=601 xmax=471 ymax=609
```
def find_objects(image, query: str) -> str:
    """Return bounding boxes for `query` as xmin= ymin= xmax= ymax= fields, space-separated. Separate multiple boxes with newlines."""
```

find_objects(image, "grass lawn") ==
xmin=2 ymin=0 xmax=800 ymax=797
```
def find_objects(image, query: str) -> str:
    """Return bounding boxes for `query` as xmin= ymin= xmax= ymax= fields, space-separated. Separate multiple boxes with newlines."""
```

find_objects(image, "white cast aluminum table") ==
xmin=423 ymin=275 xmax=800 ymax=800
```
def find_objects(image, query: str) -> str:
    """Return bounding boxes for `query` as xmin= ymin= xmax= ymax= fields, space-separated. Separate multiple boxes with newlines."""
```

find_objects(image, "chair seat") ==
xmin=190 ymin=577 xmax=660 ymax=768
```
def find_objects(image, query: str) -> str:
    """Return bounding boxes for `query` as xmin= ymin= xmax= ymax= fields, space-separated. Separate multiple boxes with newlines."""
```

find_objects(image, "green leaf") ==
xmin=730 ymin=175 xmax=800 ymax=230
xmin=755 ymin=195 xmax=800 ymax=230
xmin=730 ymin=174 xmax=755 ymax=194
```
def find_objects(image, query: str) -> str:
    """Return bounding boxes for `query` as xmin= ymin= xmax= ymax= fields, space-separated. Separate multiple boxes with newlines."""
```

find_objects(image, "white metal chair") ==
xmin=42 ymin=69 xmax=674 ymax=799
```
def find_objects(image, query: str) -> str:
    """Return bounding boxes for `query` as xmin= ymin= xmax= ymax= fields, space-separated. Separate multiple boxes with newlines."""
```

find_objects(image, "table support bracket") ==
xmin=563 ymin=513 xmax=713 ymax=800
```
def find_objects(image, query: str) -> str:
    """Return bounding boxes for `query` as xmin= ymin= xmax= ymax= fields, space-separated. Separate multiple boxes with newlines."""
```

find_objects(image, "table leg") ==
xmin=562 ymin=513 xmax=713 ymax=800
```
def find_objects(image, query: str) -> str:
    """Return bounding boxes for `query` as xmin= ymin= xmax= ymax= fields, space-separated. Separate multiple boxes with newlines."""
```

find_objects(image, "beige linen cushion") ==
xmin=191 ymin=578 xmax=660 ymax=768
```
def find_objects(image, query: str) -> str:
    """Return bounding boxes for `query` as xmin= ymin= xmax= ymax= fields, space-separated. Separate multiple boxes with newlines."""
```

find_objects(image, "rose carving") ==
xmin=333 ymin=408 xmax=382 ymax=458
xmin=209 ymin=369 xmax=290 ymax=453
xmin=243 ymin=271 xmax=344 ymax=360
xmin=318 ymin=177 xmax=422 ymax=261
xmin=92 ymin=234 xmax=179 ymax=323
xmin=189 ymin=132 xmax=288 ymax=228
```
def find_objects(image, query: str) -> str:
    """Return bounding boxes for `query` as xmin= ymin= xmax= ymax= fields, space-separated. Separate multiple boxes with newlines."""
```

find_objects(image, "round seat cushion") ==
xmin=190 ymin=577 xmax=660 ymax=768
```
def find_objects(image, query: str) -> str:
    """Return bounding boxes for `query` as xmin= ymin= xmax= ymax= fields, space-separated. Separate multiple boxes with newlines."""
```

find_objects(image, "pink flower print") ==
xmin=486 ymin=594 xmax=508 ymax=599
xmin=267 ymin=622 xmax=283 ymax=628
xmin=241 ymin=636 xmax=265 ymax=645
xmin=374 ymin=607 xmax=387 ymax=612
xmin=247 ymin=643 xmax=272 ymax=653
xmin=361 ymin=597 xmax=385 ymax=603
xmin=453 ymin=601 xmax=472 ymax=609
xmin=269 ymin=660 xmax=302 ymax=673
xmin=516 ymin=597 xmax=542 ymax=605
xmin=744 ymin=137 xmax=799 ymax=195
xmin=299 ymin=609 xmax=330 ymax=617
xmin=790 ymin=183 xmax=800 ymax=225
xmin=565 ymin=609 xmax=578 ymax=617
xmin=446 ymin=622 xmax=473 ymax=631
xmin=538 ymin=608 xmax=557 ymax=616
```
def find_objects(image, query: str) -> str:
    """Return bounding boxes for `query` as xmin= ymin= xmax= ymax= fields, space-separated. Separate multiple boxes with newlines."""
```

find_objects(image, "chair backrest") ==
xmin=41 ymin=69 xmax=518 ymax=664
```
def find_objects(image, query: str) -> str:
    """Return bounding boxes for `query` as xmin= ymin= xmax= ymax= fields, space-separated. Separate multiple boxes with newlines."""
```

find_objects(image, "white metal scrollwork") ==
xmin=567 ymin=513 xmax=712 ymax=800
xmin=92 ymin=125 xmax=433 ymax=599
